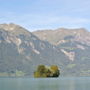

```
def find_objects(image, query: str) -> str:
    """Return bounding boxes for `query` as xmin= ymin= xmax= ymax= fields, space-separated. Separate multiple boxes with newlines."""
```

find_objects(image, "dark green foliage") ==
xmin=34 ymin=65 xmax=60 ymax=78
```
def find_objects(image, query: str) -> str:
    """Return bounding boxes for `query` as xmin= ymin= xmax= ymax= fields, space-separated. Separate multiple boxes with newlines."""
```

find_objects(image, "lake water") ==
xmin=0 ymin=77 xmax=90 ymax=90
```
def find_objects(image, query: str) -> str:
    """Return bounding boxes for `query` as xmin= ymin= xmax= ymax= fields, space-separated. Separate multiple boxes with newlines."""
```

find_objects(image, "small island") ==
xmin=34 ymin=65 xmax=60 ymax=78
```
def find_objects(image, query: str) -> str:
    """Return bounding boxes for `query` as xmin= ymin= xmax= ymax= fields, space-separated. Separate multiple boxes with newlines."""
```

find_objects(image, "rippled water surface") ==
xmin=0 ymin=77 xmax=90 ymax=90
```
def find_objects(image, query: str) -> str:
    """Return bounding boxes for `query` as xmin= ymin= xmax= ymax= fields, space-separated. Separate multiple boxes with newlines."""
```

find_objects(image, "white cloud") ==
xmin=0 ymin=11 xmax=90 ymax=31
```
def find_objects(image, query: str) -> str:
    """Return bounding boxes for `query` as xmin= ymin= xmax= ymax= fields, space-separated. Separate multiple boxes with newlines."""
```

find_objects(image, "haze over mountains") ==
xmin=0 ymin=23 xmax=90 ymax=76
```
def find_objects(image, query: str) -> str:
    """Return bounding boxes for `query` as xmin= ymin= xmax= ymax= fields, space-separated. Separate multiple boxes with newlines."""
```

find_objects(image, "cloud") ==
xmin=0 ymin=11 xmax=90 ymax=31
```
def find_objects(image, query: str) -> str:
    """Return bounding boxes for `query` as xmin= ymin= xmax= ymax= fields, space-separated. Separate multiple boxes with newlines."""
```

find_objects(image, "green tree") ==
xmin=34 ymin=65 xmax=47 ymax=78
xmin=50 ymin=65 xmax=60 ymax=77
xmin=34 ymin=65 xmax=60 ymax=78
xmin=37 ymin=65 xmax=46 ymax=73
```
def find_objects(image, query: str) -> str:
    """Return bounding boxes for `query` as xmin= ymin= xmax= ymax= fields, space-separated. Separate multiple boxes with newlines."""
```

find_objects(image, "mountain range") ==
xmin=0 ymin=23 xmax=90 ymax=77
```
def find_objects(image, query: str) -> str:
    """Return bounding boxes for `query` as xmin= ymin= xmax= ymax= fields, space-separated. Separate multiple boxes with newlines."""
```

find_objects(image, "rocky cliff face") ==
xmin=0 ymin=23 xmax=69 ymax=76
xmin=33 ymin=28 xmax=90 ymax=46
xmin=33 ymin=28 xmax=90 ymax=60
xmin=0 ymin=23 xmax=90 ymax=76
xmin=33 ymin=28 xmax=90 ymax=76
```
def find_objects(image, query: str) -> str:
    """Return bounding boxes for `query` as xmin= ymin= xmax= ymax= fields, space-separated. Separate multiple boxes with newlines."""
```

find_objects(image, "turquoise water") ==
xmin=0 ymin=77 xmax=90 ymax=90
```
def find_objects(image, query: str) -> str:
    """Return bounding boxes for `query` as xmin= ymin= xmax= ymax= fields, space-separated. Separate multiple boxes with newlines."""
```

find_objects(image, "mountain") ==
xmin=0 ymin=23 xmax=69 ymax=77
xmin=33 ymin=28 xmax=90 ymax=76
xmin=33 ymin=28 xmax=90 ymax=45
xmin=0 ymin=23 xmax=90 ymax=77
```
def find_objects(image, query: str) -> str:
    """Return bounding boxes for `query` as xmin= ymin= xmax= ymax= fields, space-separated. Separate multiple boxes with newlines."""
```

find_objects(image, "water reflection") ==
xmin=68 ymin=78 xmax=75 ymax=90
xmin=0 ymin=77 xmax=90 ymax=90
xmin=36 ymin=78 xmax=76 ymax=90
xmin=35 ymin=78 xmax=90 ymax=90
xmin=37 ymin=79 xmax=60 ymax=90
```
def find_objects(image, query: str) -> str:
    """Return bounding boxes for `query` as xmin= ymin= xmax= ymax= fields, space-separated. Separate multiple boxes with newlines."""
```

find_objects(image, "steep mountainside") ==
xmin=0 ymin=23 xmax=69 ymax=76
xmin=33 ymin=28 xmax=90 ymax=46
xmin=0 ymin=24 xmax=90 ymax=76
xmin=33 ymin=28 xmax=90 ymax=76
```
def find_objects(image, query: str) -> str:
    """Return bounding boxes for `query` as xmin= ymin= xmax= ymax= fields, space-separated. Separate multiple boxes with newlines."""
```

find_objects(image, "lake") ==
xmin=0 ymin=77 xmax=90 ymax=90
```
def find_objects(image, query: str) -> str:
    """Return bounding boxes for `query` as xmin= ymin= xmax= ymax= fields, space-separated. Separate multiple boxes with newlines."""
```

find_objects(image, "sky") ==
xmin=0 ymin=0 xmax=90 ymax=31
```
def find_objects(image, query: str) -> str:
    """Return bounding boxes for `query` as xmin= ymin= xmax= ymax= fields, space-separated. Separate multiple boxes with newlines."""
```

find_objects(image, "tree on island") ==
xmin=34 ymin=65 xmax=60 ymax=78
